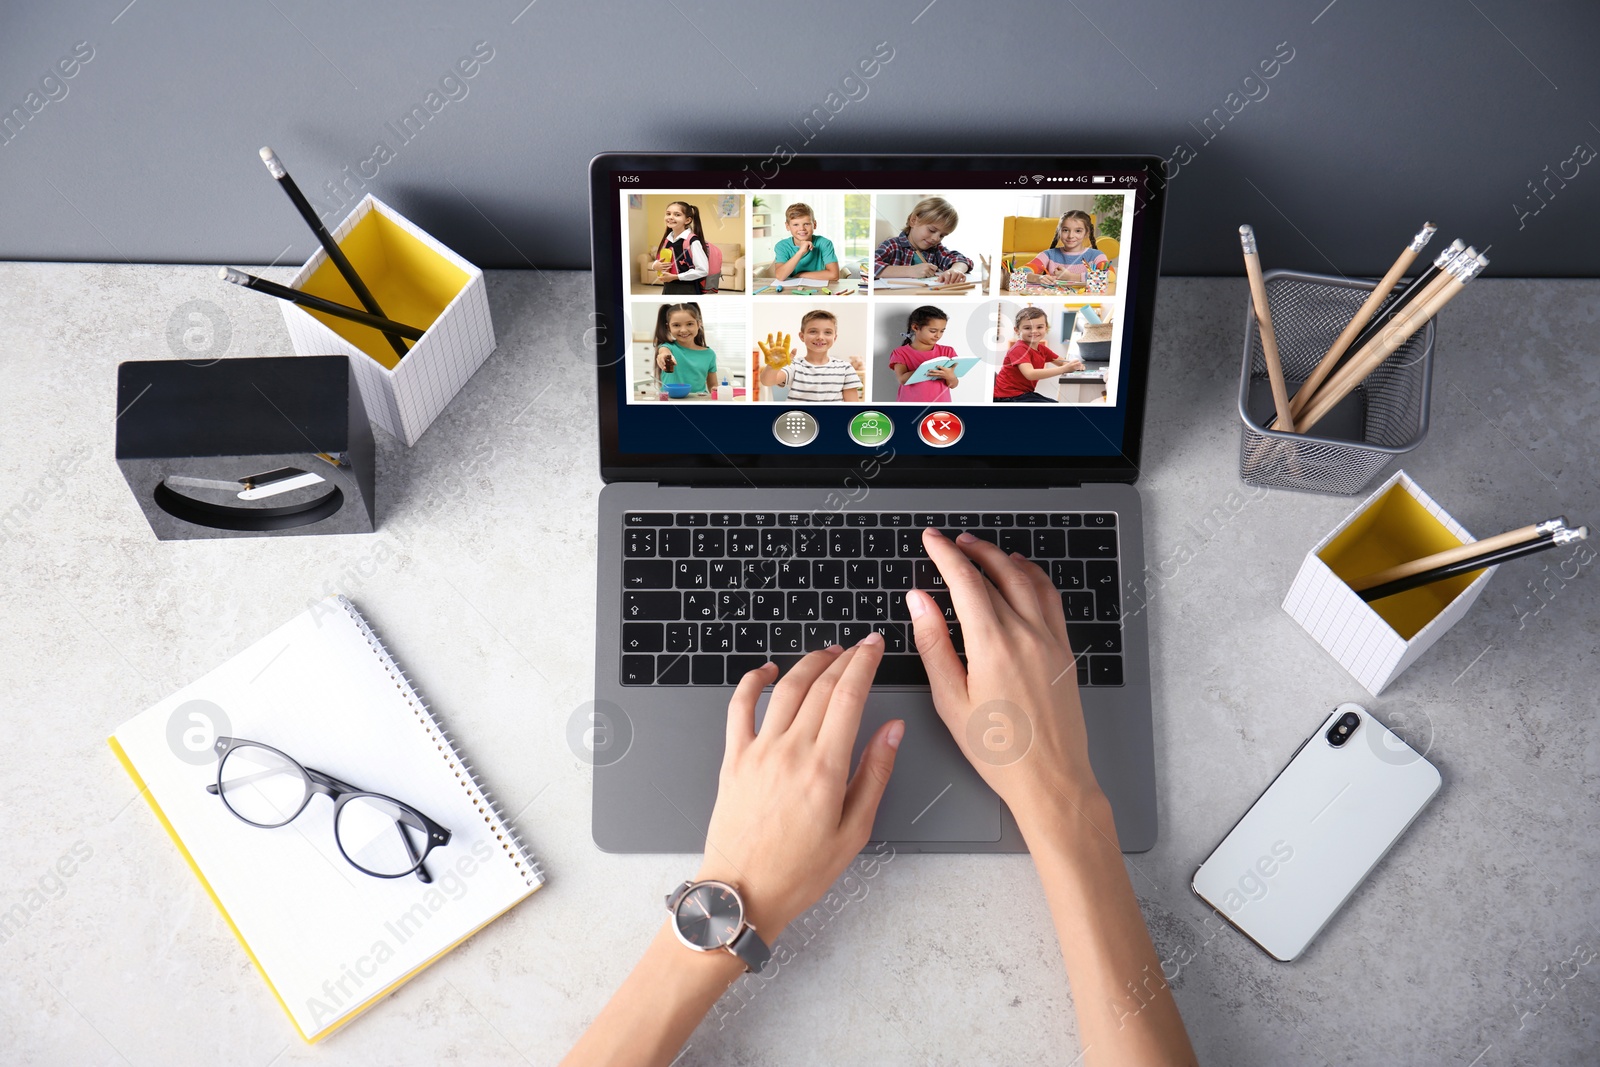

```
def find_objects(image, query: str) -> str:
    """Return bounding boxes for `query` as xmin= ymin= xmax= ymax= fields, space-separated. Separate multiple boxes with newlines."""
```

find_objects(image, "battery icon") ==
xmin=1092 ymin=176 xmax=1112 ymax=184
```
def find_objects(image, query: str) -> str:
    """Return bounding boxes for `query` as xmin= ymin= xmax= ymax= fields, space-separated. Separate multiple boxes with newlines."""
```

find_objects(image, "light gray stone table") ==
xmin=1 ymin=265 xmax=1594 ymax=1066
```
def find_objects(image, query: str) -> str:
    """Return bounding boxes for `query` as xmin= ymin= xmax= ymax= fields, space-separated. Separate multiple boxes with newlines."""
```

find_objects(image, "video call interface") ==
xmin=609 ymin=167 xmax=1147 ymax=457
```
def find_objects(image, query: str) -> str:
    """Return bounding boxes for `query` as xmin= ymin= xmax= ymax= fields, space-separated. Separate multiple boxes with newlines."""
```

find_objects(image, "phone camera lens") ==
xmin=1327 ymin=710 xmax=1361 ymax=747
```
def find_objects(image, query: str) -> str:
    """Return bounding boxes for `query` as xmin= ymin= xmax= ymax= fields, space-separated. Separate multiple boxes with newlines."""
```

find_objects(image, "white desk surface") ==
xmin=2 ymin=265 xmax=1595 ymax=1066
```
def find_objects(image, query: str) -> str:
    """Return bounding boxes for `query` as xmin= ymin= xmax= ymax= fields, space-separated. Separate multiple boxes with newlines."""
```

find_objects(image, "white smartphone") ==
xmin=1191 ymin=703 xmax=1441 ymax=962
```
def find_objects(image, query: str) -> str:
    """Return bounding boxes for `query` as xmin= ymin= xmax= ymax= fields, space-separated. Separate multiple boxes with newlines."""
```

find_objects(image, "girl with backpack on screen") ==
xmin=653 ymin=201 xmax=721 ymax=295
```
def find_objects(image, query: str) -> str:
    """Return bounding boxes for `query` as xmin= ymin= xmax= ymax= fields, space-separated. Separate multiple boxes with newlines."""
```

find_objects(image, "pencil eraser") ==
xmin=259 ymin=146 xmax=286 ymax=178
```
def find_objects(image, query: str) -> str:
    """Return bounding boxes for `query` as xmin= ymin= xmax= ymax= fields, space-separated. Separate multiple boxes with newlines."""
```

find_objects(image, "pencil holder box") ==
xmin=280 ymin=194 xmax=496 ymax=446
xmin=1282 ymin=469 xmax=1492 ymax=694
xmin=116 ymin=356 xmax=376 ymax=540
xmin=1238 ymin=269 xmax=1434 ymax=495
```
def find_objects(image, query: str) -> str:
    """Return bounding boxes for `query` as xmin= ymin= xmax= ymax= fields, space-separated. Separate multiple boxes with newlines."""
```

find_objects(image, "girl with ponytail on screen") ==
xmin=654 ymin=201 xmax=712 ymax=295
xmin=1027 ymin=210 xmax=1109 ymax=285
xmin=888 ymin=306 xmax=960 ymax=403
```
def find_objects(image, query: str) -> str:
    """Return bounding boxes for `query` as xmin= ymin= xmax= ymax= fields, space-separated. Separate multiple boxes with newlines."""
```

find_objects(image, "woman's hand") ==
xmin=693 ymin=642 xmax=903 ymax=937
xmin=908 ymin=530 xmax=1105 ymax=828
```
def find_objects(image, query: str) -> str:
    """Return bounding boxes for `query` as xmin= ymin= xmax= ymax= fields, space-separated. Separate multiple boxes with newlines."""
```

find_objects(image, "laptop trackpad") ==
xmin=755 ymin=691 xmax=1004 ymax=842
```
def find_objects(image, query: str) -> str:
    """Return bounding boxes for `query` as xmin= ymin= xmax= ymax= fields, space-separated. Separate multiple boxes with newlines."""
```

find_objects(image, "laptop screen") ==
xmin=590 ymin=154 xmax=1165 ymax=484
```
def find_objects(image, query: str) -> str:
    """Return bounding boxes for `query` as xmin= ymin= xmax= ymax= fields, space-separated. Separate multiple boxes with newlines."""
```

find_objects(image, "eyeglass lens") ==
xmin=218 ymin=744 xmax=311 ymax=827
xmin=337 ymin=795 xmax=430 ymax=877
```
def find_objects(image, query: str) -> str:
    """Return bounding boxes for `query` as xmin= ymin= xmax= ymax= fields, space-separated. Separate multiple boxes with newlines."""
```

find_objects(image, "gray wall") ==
xmin=2 ymin=0 xmax=1598 ymax=275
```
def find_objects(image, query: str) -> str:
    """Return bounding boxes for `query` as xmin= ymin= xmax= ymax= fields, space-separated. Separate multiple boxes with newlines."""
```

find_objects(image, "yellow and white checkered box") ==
xmin=281 ymin=195 xmax=496 ymax=446
xmin=1283 ymin=470 xmax=1494 ymax=694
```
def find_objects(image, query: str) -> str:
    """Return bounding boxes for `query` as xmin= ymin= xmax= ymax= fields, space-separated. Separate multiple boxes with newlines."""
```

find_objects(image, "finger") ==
xmin=907 ymin=588 xmax=968 ymax=708
xmin=841 ymin=718 xmax=903 ymax=840
xmin=953 ymin=532 xmax=1046 ymax=628
xmin=1011 ymin=551 xmax=1070 ymax=648
xmin=762 ymin=645 xmax=846 ymax=736
xmin=815 ymin=632 xmax=885 ymax=756
xmin=922 ymin=527 xmax=1007 ymax=637
xmin=725 ymin=661 xmax=776 ymax=756
xmin=790 ymin=640 xmax=866 ymax=744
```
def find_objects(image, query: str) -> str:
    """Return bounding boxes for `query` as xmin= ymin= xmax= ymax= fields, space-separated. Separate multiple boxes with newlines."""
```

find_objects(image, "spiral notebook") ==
xmin=108 ymin=596 xmax=544 ymax=1043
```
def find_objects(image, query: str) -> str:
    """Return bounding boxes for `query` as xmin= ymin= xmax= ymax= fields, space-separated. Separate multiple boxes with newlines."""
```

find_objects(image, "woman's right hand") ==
xmin=907 ymin=529 xmax=1105 ymax=827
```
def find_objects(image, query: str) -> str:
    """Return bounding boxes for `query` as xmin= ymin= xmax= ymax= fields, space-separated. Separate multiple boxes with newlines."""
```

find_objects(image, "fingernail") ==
xmin=860 ymin=631 xmax=884 ymax=647
xmin=956 ymin=531 xmax=977 ymax=544
xmin=885 ymin=720 xmax=905 ymax=750
xmin=925 ymin=526 xmax=944 ymax=538
xmin=907 ymin=590 xmax=928 ymax=619
xmin=1009 ymin=551 xmax=1026 ymax=562
xmin=827 ymin=643 xmax=846 ymax=654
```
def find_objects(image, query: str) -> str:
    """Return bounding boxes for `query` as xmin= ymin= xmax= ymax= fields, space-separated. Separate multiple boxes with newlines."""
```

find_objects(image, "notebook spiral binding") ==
xmin=336 ymin=596 xmax=545 ymax=888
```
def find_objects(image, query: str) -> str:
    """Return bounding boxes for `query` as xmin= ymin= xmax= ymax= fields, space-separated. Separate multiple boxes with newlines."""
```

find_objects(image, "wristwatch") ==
xmin=665 ymin=879 xmax=771 ymax=973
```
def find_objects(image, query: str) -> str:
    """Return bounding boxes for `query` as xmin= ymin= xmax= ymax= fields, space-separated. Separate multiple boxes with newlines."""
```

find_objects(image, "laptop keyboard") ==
xmin=619 ymin=511 xmax=1124 ymax=688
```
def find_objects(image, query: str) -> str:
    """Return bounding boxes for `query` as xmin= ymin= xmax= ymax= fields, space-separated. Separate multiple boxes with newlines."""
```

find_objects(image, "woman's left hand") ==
xmin=693 ymin=641 xmax=903 ymax=937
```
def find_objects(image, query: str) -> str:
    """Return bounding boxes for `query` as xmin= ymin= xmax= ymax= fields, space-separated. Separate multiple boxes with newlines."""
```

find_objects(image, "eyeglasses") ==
xmin=206 ymin=736 xmax=452 ymax=883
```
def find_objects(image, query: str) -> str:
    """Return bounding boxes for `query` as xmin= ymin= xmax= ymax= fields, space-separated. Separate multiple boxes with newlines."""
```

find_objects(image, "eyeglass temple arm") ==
xmin=404 ymin=830 xmax=433 ymax=884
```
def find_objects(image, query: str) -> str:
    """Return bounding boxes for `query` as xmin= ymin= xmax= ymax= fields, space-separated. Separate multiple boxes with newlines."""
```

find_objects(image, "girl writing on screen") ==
xmin=653 ymin=303 xmax=719 ymax=396
xmin=888 ymin=306 xmax=960 ymax=403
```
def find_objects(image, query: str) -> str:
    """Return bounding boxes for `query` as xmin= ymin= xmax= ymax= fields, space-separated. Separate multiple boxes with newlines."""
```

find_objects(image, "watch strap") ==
xmin=729 ymin=924 xmax=771 ymax=973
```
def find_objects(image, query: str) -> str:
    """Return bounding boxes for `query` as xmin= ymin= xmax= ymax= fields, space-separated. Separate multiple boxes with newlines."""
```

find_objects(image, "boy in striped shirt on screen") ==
xmin=757 ymin=310 xmax=863 ymax=402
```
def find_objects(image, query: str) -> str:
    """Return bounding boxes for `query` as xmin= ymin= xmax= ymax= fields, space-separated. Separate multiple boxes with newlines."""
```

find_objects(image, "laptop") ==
xmin=589 ymin=154 xmax=1165 ymax=854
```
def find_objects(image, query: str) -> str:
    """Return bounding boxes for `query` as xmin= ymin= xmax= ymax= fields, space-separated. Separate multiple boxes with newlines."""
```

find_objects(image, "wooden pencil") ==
xmin=1240 ymin=225 xmax=1295 ymax=431
xmin=1297 ymin=251 xmax=1485 ymax=432
xmin=1360 ymin=526 xmax=1586 ymax=602
xmin=1340 ymin=238 xmax=1466 ymax=372
xmin=1347 ymin=518 xmax=1567 ymax=591
xmin=1299 ymin=250 xmax=1464 ymax=417
xmin=1282 ymin=223 xmax=1435 ymax=425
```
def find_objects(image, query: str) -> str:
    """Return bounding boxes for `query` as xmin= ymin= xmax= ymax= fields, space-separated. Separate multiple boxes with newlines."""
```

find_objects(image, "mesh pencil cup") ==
xmin=280 ymin=194 xmax=496 ymax=446
xmin=1238 ymin=269 xmax=1434 ymax=495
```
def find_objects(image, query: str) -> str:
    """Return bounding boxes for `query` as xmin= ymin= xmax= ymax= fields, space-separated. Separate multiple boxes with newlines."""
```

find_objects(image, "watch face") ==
xmin=674 ymin=883 xmax=743 ymax=949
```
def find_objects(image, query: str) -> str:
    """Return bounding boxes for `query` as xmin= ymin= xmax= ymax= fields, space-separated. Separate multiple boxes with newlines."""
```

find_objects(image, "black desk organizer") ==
xmin=116 ymin=356 xmax=375 ymax=540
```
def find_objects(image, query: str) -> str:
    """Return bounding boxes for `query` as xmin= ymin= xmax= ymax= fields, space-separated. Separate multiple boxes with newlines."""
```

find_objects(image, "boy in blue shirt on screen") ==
xmin=772 ymin=203 xmax=840 ymax=283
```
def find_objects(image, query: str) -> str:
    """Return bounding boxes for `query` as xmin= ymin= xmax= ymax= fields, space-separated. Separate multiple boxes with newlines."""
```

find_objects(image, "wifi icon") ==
xmin=1032 ymin=175 xmax=1044 ymax=183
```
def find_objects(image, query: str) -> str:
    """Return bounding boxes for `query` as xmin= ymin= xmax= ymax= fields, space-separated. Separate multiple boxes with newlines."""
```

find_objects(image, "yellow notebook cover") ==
xmin=108 ymin=596 xmax=543 ymax=1041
